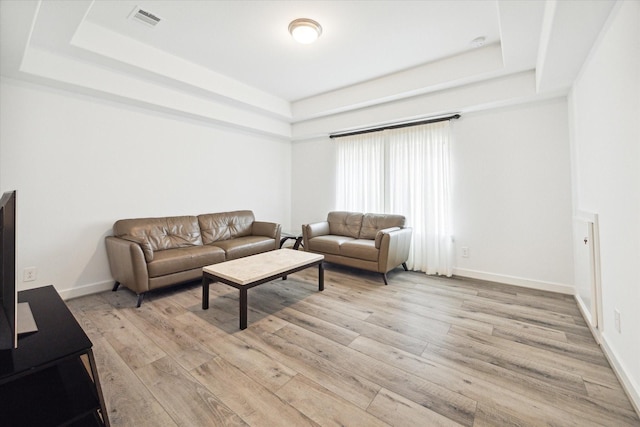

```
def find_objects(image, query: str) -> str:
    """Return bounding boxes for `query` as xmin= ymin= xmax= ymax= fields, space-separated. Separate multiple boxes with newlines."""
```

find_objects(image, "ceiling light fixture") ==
xmin=288 ymin=18 xmax=322 ymax=44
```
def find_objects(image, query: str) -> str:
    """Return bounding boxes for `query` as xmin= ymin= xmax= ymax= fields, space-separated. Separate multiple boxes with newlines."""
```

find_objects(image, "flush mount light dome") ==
xmin=288 ymin=18 xmax=322 ymax=44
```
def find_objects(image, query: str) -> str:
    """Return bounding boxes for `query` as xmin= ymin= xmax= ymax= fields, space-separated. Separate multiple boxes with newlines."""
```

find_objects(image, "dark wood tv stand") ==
xmin=0 ymin=285 xmax=110 ymax=426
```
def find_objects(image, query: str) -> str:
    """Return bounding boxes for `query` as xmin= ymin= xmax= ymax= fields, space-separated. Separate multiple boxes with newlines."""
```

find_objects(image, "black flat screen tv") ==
xmin=0 ymin=190 xmax=17 ymax=349
xmin=0 ymin=190 xmax=37 ymax=350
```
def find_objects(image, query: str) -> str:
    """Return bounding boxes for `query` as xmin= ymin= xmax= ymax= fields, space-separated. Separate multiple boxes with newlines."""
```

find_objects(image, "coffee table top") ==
xmin=202 ymin=249 xmax=323 ymax=285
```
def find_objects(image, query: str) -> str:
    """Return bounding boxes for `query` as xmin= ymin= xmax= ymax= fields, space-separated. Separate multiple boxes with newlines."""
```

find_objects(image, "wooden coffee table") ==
xmin=202 ymin=249 xmax=324 ymax=330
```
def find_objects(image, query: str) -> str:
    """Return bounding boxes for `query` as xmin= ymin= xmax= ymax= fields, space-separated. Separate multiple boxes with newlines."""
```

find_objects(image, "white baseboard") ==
xmin=599 ymin=333 xmax=640 ymax=417
xmin=452 ymin=268 xmax=574 ymax=294
xmin=575 ymin=294 xmax=639 ymax=417
xmin=57 ymin=280 xmax=114 ymax=301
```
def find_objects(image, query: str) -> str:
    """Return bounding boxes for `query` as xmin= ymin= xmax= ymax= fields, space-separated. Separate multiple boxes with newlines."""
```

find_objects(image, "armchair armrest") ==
xmin=377 ymin=227 xmax=413 ymax=273
xmin=105 ymin=236 xmax=150 ymax=294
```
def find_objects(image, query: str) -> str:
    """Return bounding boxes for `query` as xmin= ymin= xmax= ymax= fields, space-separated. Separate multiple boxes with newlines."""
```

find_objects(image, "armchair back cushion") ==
xmin=198 ymin=210 xmax=255 ymax=244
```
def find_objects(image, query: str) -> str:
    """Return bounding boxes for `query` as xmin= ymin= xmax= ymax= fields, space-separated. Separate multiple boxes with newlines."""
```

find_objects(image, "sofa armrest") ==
xmin=252 ymin=221 xmax=281 ymax=250
xmin=105 ymin=236 xmax=150 ymax=294
xmin=303 ymin=221 xmax=330 ymax=238
xmin=120 ymin=235 xmax=153 ymax=261
xmin=302 ymin=221 xmax=330 ymax=250
xmin=253 ymin=221 xmax=280 ymax=238
xmin=377 ymin=227 xmax=413 ymax=273
xmin=374 ymin=227 xmax=401 ymax=248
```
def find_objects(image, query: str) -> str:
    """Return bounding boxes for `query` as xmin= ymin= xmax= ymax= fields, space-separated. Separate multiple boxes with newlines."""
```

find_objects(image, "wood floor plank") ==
xmin=584 ymin=378 xmax=640 ymax=413
xmin=103 ymin=314 xmax=167 ymax=370
xmin=492 ymin=324 xmax=608 ymax=365
xmin=249 ymin=286 xmax=360 ymax=346
xmin=461 ymin=298 xmax=593 ymax=338
xmin=448 ymin=325 xmax=620 ymax=386
xmin=191 ymin=357 xmax=318 ymax=426
xmin=423 ymin=335 xmax=589 ymax=396
xmin=135 ymin=356 xmax=247 ymax=426
xmin=173 ymin=311 xmax=298 ymax=391
xmin=66 ymin=267 xmax=639 ymax=426
xmin=120 ymin=304 xmax=216 ymax=371
xmin=90 ymin=337 xmax=178 ymax=426
xmin=276 ymin=374 xmax=391 ymax=427
xmin=421 ymin=341 xmax=640 ymax=426
xmin=350 ymin=289 xmax=496 ymax=335
xmin=367 ymin=387 xmax=465 ymax=427
xmin=239 ymin=323 xmax=381 ymax=410
xmin=348 ymin=335 xmax=592 ymax=426
xmin=286 ymin=297 xmax=428 ymax=355
xmin=275 ymin=323 xmax=478 ymax=426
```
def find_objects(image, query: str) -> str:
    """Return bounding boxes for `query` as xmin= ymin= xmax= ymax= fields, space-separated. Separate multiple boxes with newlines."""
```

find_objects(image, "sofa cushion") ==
xmin=198 ymin=210 xmax=255 ymax=244
xmin=359 ymin=213 xmax=406 ymax=240
xmin=210 ymin=235 xmax=276 ymax=260
xmin=340 ymin=239 xmax=379 ymax=262
xmin=114 ymin=216 xmax=203 ymax=252
xmin=147 ymin=245 xmax=225 ymax=278
xmin=327 ymin=211 xmax=363 ymax=238
xmin=307 ymin=235 xmax=355 ymax=256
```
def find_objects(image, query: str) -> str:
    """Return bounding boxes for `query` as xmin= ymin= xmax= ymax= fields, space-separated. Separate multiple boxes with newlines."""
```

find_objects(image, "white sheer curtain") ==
xmin=335 ymin=131 xmax=385 ymax=213
xmin=387 ymin=122 xmax=453 ymax=275
xmin=335 ymin=121 xmax=453 ymax=276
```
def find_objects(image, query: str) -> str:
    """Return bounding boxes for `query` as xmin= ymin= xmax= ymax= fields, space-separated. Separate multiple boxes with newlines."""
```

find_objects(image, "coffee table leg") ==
xmin=319 ymin=262 xmax=324 ymax=291
xmin=239 ymin=288 xmax=248 ymax=330
xmin=202 ymin=277 xmax=210 ymax=310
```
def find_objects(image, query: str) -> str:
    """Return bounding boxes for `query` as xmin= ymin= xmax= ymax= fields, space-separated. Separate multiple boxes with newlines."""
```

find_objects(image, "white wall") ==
xmin=569 ymin=0 xmax=639 ymax=409
xmin=290 ymin=136 xmax=336 ymax=231
xmin=0 ymin=78 xmax=291 ymax=298
xmin=291 ymin=98 xmax=574 ymax=292
xmin=451 ymin=99 xmax=574 ymax=292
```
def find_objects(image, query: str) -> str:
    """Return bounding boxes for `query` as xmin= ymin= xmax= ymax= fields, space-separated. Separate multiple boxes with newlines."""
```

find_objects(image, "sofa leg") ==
xmin=381 ymin=273 xmax=389 ymax=286
xmin=402 ymin=262 xmax=408 ymax=271
xmin=112 ymin=281 xmax=120 ymax=292
xmin=136 ymin=294 xmax=144 ymax=308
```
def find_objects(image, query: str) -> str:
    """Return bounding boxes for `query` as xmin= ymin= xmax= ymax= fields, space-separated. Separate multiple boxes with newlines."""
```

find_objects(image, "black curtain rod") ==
xmin=329 ymin=114 xmax=461 ymax=139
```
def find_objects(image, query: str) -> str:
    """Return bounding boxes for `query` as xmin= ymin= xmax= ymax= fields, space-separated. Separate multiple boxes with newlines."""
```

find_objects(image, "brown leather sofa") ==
xmin=105 ymin=210 xmax=280 ymax=306
xmin=302 ymin=211 xmax=412 ymax=285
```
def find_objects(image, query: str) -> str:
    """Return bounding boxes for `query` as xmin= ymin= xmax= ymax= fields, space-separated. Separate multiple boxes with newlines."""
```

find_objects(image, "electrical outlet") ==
xmin=23 ymin=266 xmax=37 ymax=282
xmin=614 ymin=309 xmax=621 ymax=333
xmin=461 ymin=247 xmax=469 ymax=258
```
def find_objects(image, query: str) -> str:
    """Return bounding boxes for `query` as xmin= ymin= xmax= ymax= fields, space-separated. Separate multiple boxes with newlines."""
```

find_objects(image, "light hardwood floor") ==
xmin=67 ymin=263 xmax=640 ymax=426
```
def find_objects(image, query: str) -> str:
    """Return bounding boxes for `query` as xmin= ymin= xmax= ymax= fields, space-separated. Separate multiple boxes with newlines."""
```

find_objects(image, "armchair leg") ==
xmin=381 ymin=273 xmax=389 ymax=286
xmin=136 ymin=293 xmax=144 ymax=308
xmin=402 ymin=262 xmax=408 ymax=271
xmin=112 ymin=281 xmax=120 ymax=292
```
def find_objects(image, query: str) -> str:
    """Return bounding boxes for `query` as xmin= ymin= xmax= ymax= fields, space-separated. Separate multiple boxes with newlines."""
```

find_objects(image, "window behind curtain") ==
xmin=335 ymin=121 xmax=453 ymax=276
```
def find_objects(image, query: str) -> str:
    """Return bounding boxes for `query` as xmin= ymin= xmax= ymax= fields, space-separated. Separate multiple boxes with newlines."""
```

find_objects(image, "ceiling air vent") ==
xmin=129 ymin=6 xmax=162 ymax=27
